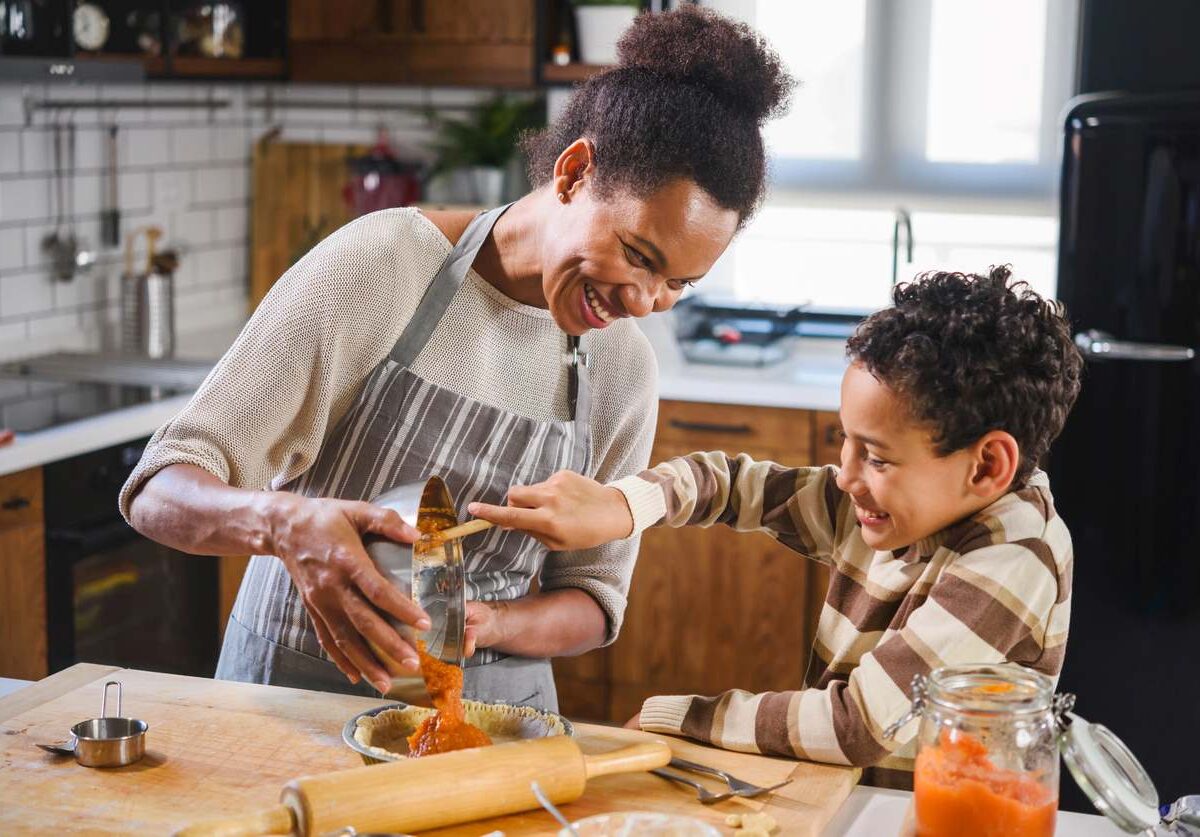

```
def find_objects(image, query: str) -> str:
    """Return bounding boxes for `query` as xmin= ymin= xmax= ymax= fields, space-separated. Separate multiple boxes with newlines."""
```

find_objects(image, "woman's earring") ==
xmin=557 ymin=191 xmax=568 ymax=204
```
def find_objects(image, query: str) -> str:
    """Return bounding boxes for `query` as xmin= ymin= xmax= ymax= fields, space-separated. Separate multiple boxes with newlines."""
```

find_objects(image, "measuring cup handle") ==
xmin=101 ymin=680 xmax=122 ymax=718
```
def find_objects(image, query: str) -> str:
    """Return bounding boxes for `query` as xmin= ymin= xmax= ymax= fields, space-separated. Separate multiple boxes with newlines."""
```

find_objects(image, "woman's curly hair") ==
xmin=521 ymin=6 xmax=793 ymax=225
xmin=846 ymin=266 xmax=1083 ymax=486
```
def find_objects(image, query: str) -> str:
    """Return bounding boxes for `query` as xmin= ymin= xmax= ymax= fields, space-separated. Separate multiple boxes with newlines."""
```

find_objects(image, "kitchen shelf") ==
xmin=541 ymin=61 xmax=612 ymax=84
xmin=157 ymin=56 xmax=286 ymax=80
xmin=75 ymin=53 xmax=285 ymax=81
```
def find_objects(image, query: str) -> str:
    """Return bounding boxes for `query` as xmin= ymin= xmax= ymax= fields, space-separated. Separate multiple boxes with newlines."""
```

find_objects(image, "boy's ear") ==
xmin=969 ymin=430 xmax=1020 ymax=496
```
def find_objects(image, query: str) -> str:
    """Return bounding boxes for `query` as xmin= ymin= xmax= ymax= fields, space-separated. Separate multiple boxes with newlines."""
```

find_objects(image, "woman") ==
xmin=121 ymin=6 xmax=791 ymax=710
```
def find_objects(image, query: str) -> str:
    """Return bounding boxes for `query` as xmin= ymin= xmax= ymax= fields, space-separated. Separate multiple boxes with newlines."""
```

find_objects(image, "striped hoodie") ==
xmin=611 ymin=453 xmax=1072 ymax=777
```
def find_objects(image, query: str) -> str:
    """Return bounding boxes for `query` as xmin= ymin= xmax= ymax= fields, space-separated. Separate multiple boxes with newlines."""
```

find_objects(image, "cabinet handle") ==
xmin=824 ymin=425 xmax=843 ymax=445
xmin=2 ymin=496 xmax=30 ymax=511
xmin=411 ymin=0 xmax=426 ymax=33
xmin=668 ymin=419 xmax=753 ymax=435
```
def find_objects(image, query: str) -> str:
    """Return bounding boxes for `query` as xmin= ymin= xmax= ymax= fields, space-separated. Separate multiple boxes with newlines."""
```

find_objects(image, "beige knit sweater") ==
xmin=119 ymin=207 xmax=660 ymax=639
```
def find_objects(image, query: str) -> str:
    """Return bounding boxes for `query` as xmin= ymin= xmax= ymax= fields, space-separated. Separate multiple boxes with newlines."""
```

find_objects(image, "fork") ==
xmin=669 ymin=757 xmax=793 ymax=798
xmin=650 ymin=768 xmax=738 ymax=804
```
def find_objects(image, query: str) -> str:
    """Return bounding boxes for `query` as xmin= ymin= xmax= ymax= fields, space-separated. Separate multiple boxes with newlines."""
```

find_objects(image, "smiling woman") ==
xmin=118 ymin=6 xmax=793 ymax=709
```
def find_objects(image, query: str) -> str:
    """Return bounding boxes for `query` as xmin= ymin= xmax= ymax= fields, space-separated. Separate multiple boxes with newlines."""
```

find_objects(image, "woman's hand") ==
xmin=265 ymin=492 xmax=431 ymax=693
xmin=467 ymin=470 xmax=634 ymax=551
xmin=462 ymin=600 xmax=507 ymax=658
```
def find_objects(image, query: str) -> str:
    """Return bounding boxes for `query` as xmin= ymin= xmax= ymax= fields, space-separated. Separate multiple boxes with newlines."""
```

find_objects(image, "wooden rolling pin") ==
xmin=177 ymin=735 xmax=671 ymax=837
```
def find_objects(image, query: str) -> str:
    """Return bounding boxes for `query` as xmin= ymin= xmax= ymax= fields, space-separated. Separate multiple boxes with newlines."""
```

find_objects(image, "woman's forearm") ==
xmin=489 ymin=588 xmax=608 ymax=658
xmin=127 ymin=463 xmax=283 ymax=557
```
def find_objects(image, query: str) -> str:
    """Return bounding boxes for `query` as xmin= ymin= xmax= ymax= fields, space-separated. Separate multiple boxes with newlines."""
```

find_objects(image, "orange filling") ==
xmin=914 ymin=730 xmax=1057 ymax=837
xmin=406 ymin=643 xmax=492 ymax=757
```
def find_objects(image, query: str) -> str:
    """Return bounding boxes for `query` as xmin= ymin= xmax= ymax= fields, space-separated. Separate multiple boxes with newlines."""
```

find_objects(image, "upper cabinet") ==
xmin=288 ymin=0 xmax=536 ymax=87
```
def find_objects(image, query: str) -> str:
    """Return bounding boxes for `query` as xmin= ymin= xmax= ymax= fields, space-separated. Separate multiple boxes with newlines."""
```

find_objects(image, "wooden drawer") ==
xmin=655 ymin=400 xmax=813 ymax=463
xmin=0 ymin=467 xmax=43 ymax=531
xmin=812 ymin=411 xmax=844 ymax=469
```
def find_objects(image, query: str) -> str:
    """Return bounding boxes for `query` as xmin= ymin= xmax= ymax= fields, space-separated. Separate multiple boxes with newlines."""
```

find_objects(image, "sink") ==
xmin=0 ymin=352 xmax=214 ymax=390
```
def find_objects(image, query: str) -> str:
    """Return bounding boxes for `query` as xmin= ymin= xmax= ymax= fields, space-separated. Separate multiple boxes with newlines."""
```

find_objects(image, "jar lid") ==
xmin=1060 ymin=712 xmax=1161 ymax=832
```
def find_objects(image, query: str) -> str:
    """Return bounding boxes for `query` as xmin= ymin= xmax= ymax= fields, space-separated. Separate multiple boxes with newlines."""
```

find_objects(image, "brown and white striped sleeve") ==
xmin=610 ymin=452 xmax=846 ymax=561
xmin=637 ymin=536 xmax=1065 ymax=766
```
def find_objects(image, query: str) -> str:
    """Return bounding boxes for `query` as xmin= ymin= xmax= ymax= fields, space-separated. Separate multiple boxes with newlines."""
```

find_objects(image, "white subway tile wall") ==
xmin=0 ymin=82 xmax=487 ymax=363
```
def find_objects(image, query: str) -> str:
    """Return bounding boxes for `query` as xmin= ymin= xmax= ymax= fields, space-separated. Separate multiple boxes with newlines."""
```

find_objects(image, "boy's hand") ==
xmin=468 ymin=470 xmax=634 ymax=551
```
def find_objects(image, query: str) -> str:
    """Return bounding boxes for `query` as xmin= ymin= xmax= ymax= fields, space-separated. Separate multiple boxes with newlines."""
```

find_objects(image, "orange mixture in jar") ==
xmin=914 ymin=730 xmax=1057 ymax=837
xmin=406 ymin=643 xmax=492 ymax=757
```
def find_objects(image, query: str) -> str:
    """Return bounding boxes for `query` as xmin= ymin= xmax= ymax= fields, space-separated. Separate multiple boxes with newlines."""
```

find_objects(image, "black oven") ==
xmin=43 ymin=438 xmax=219 ymax=676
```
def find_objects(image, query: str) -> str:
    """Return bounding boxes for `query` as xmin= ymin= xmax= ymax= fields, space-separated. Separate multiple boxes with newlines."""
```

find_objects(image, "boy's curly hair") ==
xmin=846 ymin=266 xmax=1083 ymax=486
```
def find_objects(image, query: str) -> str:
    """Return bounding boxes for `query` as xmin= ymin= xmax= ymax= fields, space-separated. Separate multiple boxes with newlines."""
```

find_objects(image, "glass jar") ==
xmin=887 ymin=663 xmax=1174 ymax=837
xmin=911 ymin=665 xmax=1060 ymax=837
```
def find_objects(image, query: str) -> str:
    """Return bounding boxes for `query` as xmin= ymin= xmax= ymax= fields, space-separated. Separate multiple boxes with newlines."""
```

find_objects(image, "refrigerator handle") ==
xmin=1074 ymin=329 xmax=1195 ymax=362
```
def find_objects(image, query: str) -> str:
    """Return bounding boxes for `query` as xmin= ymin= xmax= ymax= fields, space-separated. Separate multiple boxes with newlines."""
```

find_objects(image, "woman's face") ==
xmin=540 ymin=171 xmax=740 ymax=337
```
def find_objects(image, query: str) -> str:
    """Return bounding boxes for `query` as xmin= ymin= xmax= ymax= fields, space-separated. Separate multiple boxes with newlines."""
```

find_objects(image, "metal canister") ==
xmin=365 ymin=476 xmax=467 ymax=702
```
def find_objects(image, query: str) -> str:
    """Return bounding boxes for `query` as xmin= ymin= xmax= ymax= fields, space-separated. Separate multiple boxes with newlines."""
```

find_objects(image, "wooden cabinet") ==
xmin=0 ymin=467 xmax=47 ymax=680
xmin=555 ymin=401 xmax=836 ymax=722
xmin=288 ymin=0 xmax=536 ymax=87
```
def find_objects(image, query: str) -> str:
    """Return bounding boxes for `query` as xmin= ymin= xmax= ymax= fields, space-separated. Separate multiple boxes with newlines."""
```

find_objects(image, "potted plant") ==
xmin=573 ymin=0 xmax=641 ymax=65
xmin=427 ymin=95 xmax=544 ymax=207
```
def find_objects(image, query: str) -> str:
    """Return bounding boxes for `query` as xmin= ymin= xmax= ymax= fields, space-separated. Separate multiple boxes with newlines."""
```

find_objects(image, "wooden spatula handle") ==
xmin=173 ymin=804 xmax=294 ymax=837
xmin=584 ymin=740 xmax=672 ymax=778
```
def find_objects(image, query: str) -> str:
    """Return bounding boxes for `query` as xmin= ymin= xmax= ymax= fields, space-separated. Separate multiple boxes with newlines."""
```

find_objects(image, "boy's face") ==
xmin=835 ymin=363 xmax=984 ymax=552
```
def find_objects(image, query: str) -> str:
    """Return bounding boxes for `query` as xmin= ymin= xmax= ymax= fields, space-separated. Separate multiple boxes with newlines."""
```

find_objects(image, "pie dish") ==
xmin=343 ymin=701 xmax=574 ymax=764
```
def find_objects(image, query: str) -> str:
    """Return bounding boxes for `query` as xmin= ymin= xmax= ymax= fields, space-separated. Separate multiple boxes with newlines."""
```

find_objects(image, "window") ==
xmin=707 ymin=0 xmax=1079 ymax=199
xmin=698 ymin=0 xmax=1076 ymax=309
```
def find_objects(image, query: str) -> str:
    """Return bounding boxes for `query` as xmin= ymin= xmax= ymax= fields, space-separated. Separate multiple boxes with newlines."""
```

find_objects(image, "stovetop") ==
xmin=0 ymin=377 xmax=188 ymax=434
xmin=0 ymin=352 xmax=214 ymax=434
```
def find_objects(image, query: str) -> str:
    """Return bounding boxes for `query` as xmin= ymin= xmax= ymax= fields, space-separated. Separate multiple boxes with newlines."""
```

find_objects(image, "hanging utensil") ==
xmin=101 ymin=124 xmax=120 ymax=248
xmin=68 ymin=121 xmax=96 ymax=275
xmin=41 ymin=121 xmax=77 ymax=281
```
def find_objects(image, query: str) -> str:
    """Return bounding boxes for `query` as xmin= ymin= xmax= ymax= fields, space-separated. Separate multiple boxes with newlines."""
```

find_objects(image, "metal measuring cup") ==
xmin=363 ymin=476 xmax=467 ymax=703
xmin=37 ymin=681 xmax=148 ymax=767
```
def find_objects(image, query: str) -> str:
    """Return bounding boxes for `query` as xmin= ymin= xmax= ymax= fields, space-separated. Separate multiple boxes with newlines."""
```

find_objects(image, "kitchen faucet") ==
xmin=892 ymin=207 xmax=914 ymax=287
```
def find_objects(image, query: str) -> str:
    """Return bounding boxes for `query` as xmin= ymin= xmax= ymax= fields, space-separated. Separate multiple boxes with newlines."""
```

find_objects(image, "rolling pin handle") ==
xmin=174 ymin=804 xmax=295 ymax=837
xmin=583 ymin=740 xmax=672 ymax=779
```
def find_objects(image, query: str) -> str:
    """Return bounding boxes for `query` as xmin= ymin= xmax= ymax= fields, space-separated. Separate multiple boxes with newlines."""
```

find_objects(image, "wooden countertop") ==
xmin=0 ymin=665 xmax=859 ymax=836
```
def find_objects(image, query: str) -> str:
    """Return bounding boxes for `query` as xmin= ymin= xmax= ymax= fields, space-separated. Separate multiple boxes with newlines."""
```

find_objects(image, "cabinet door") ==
xmin=288 ymin=0 xmax=535 ymax=87
xmin=560 ymin=402 xmax=835 ymax=723
xmin=0 ymin=468 xmax=46 ymax=680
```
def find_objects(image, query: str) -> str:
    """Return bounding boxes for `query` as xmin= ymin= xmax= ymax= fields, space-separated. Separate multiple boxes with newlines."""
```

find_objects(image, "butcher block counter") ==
xmin=0 ymin=665 xmax=860 ymax=836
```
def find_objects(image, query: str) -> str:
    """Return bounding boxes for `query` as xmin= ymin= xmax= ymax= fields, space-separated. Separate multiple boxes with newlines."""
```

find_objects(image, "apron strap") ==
xmin=390 ymin=203 xmax=513 ymax=366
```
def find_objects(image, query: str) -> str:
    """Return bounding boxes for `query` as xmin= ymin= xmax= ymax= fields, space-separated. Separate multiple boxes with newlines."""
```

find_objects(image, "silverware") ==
xmin=650 ymin=768 xmax=737 ymax=804
xmin=669 ymin=756 xmax=793 ymax=798
xmin=531 ymin=780 xmax=579 ymax=835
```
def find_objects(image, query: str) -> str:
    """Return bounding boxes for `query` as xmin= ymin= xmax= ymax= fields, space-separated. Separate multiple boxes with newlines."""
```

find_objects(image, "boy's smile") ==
xmin=835 ymin=363 xmax=997 ymax=552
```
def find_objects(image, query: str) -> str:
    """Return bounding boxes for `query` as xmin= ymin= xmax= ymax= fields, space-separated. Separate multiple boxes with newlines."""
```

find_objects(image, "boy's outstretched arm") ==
xmin=638 ymin=540 xmax=1067 ymax=767
xmin=469 ymin=452 xmax=845 ymax=558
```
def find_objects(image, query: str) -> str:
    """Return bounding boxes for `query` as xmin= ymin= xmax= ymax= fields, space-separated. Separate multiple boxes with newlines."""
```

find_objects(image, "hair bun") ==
xmin=616 ymin=5 xmax=792 ymax=123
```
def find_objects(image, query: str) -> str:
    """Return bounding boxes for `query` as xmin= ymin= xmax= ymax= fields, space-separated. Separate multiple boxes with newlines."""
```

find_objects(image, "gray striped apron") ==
xmin=215 ymin=205 xmax=591 ymax=711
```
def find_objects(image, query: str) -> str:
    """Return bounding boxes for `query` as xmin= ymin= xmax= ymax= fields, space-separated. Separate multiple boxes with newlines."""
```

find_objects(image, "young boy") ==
xmin=469 ymin=266 xmax=1083 ymax=784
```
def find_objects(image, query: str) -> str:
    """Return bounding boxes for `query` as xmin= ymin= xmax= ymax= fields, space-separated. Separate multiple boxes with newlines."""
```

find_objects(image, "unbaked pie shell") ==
xmin=353 ymin=700 xmax=568 ymax=760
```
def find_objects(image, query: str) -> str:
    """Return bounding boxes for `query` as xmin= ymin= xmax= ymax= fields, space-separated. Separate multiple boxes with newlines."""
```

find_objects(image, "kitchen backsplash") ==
xmin=0 ymin=82 xmax=495 ymax=363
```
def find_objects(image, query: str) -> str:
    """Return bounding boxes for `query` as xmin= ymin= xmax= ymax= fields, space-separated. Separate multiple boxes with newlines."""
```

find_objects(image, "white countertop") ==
xmin=641 ymin=315 xmax=846 ymax=412
xmin=0 ymin=319 xmax=844 ymax=477
xmin=821 ymin=786 xmax=1127 ymax=836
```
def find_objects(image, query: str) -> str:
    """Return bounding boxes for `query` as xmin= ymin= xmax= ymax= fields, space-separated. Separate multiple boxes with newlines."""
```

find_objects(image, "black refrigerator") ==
xmin=1051 ymin=90 xmax=1200 ymax=811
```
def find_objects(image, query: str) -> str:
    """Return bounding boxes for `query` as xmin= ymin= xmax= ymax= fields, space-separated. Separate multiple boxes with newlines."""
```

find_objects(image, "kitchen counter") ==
xmin=0 ymin=320 xmax=844 ymax=478
xmin=0 ymin=664 xmax=859 ymax=836
xmin=642 ymin=316 xmax=846 ymax=412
